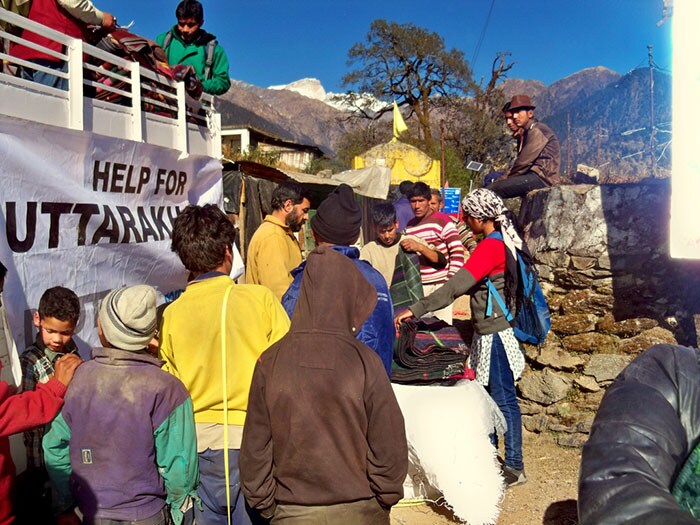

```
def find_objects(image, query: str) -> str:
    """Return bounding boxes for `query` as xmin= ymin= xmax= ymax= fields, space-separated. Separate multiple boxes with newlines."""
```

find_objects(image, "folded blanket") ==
xmin=390 ymin=248 xmax=423 ymax=311
xmin=391 ymin=317 xmax=473 ymax=385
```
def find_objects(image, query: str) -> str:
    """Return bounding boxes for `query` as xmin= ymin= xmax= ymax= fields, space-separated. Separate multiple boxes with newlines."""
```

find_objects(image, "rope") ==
xmin=221 ymin=283 xmax=234 ymax=525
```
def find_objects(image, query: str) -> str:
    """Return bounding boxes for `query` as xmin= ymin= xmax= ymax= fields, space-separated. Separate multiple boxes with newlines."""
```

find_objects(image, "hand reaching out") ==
xmin=394 ymin=309 xmax=414 ymax=333
xmin=101 ymin=12 xmax=116 ymax=32
xmin=53 ymin=354 xmax=82 ymax=387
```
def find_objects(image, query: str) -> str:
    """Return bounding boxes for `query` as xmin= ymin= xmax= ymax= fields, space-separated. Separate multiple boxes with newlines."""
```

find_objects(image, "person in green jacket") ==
xmin=157 ymin=0 xmax=231 ymax=95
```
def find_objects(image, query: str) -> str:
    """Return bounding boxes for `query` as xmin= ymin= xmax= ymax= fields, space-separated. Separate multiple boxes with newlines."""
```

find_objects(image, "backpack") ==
xmin=483 ymin=231 xmax=551 ymax=346
xmin=161 ymin=30 xmax=217 ymax=80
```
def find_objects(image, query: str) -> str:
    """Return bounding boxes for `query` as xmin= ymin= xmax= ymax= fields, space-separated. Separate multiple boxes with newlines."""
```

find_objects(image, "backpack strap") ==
xmin=203 ymin=39 xmax=217 ymax=80
xmin=162 ymin=30 xmax=174 ymax=54
xmin=485 ymin=277 xmax=514 ymax=323
xmin=482 ymin=229 xmax=513 ymax=321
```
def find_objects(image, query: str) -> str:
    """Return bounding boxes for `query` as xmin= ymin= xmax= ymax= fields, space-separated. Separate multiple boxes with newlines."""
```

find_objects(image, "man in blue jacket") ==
xmin=282 ymin=184 xmax=395 ymax=376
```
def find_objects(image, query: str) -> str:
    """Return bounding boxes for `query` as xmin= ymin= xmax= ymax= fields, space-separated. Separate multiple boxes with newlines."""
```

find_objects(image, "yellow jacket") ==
xmin=160 ymin=275 xmax=290 ymax=426
xmin=245 ymin=215 xmax=302 ymax=300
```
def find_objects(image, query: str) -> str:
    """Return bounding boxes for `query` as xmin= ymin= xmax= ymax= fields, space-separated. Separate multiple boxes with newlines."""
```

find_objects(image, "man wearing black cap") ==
xmin=281 ymin=184 xmax=395 ymax=377
xmin=489 ymin=94 xmax=561 ymax=199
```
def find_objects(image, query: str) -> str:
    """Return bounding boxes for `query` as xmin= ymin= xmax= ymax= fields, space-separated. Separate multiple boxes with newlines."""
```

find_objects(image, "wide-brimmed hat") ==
xmin=508 ymin=94 xmax=536 ymax=111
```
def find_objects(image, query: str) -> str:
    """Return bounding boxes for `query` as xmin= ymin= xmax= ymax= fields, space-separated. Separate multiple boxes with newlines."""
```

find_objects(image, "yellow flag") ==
xmin=393 ymin=101 xmax=408 ymax=140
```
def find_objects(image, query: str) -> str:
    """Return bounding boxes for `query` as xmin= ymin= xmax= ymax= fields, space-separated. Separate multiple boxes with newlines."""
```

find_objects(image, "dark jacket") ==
xmin=578 ymin=344 xmax=700 ymax=525
xmin=505 ymin=121 xmax=561 ymax=186
xmin=240 ymin=246 xmax=408 ymax=517
xmin=282 ymin=244 xmax=395 ymax=376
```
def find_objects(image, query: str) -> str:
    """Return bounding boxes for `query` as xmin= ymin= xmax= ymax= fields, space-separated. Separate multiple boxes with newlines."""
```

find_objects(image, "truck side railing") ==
xmin=0 ymin=7 xmax=221 ymax=158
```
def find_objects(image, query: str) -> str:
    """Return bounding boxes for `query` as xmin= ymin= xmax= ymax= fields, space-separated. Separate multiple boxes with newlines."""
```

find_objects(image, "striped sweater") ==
xmin=405 ymin=212 xmax=466 ymax=284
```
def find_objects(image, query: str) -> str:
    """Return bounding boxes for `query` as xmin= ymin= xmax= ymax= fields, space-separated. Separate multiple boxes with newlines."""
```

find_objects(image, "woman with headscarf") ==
xmin=394 ymin=188 xmax=528 ymax=488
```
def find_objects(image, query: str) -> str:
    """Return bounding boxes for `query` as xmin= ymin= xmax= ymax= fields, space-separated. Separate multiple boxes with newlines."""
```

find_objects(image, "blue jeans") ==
xmin=196 ymin=449 xmax=264 ymax=525
xmin=20 ymin=59 xmax=68 ymax=90
xmin=486 ymin=333 xmax=524 ymax=470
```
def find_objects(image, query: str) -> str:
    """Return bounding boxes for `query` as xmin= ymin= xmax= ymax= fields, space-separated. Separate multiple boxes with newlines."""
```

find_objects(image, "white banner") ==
xmin=670 ymin=0 xmax=700 ymax=259
xmin=0 ymin=115 xmax=223 ymax=379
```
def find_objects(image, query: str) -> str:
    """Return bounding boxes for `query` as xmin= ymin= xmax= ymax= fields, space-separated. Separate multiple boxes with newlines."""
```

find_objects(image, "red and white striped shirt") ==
xmin=405 ymin=212 xmax=466 ymax=284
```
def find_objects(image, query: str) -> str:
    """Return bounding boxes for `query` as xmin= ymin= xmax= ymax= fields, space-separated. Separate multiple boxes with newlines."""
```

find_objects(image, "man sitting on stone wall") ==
xmin=488 ymin=95 xmax=561 ymax=199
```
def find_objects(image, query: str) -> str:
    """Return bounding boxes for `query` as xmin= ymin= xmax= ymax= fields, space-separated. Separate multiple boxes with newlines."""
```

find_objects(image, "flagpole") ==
xmin=440 ymin=121 xmax=446 ymax=211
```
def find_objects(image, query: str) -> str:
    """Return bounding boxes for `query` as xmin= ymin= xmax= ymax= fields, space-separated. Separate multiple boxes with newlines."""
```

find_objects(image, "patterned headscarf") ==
xmin=461 ymin=188 xmax=524 ymax=264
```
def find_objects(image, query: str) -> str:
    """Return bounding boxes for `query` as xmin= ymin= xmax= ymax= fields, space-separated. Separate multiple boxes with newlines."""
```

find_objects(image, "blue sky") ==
xmin=96 ymin=0 xmax=672 ymax=93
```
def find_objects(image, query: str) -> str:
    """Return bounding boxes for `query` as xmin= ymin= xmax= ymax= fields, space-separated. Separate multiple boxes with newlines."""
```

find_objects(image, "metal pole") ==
xmin=440 ymin=121 xmax=446 ymax=194
xmin=648 ymin=45 xmax=657 ymax=178
xmin=566 ymin=112 xmax=571 ymax=176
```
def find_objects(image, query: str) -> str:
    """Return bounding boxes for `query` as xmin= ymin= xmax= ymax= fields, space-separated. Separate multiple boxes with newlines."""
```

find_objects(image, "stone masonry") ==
xmin=514 ymin=180 xmax=700 ymax=448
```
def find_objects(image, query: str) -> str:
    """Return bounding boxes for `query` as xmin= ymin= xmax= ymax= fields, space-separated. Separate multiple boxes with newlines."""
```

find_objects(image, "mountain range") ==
xmin=216 ymin=66 xmax=671 ymax=179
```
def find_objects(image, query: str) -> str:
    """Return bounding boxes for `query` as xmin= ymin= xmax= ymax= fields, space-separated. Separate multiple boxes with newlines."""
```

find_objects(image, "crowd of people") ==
xmin=0 ymin=171 xmax=546 ymax=524
xmin=1 ymin=67 xmax=696 ymax=522
xmin=6 ymin=1 xmax=697 ymax=522
xmin=0 ymin=81 xmax=569 ymax=523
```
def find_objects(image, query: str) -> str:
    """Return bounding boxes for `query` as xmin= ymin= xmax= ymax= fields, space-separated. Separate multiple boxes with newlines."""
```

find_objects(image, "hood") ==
xmin=290 ymin=245 xmax=376 ymax=334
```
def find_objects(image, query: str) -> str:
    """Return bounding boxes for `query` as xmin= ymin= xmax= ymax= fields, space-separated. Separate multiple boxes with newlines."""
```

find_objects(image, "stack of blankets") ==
xmin=391 ymin=317 xmax=473 ymax=384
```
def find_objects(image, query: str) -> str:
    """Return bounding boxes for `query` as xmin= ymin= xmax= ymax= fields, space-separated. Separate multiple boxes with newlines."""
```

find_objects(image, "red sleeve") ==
xmin=463 ymin=237 xmax=506 ymax=282
xmin=0 ymin=378 xmax=66 ymax=437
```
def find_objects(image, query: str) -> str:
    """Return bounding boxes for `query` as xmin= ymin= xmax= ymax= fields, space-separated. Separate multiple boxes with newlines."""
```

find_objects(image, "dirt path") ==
xmin=391 ymin=432 xmax=581 ymax=525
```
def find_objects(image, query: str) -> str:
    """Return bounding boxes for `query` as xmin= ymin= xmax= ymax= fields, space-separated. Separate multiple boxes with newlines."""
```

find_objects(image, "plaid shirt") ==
xmin=20 ymin=334 xmax=79 ymax=469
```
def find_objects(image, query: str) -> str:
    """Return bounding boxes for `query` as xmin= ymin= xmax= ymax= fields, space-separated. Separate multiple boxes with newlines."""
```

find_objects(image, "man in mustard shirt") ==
xmin=245 ymin=181 xmax=311 ymax=300
xmin=160 ymin=204 xmax=290 ymax=525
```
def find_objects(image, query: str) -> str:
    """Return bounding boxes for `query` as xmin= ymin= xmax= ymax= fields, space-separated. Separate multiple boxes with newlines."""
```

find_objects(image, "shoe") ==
xmin=502 ymin=465 xmax=527 ymax=488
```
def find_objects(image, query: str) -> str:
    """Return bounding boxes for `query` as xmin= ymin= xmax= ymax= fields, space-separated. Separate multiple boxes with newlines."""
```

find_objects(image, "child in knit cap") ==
xmin=43 ymin=285 xmax=198 ymax=525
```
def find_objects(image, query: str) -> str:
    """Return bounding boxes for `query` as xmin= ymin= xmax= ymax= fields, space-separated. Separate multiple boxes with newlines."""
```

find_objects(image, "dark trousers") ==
xmin=196 ymin=448 xmax=265 ymax=525
xmin=85 ymin=507 xmax=172 ymax=525
xmin=488 ymin=172 xmax=547 ymax=199
xmin=272 ymin=498 xmax=390 ymax=525
xmin=486 ymin=333 xmax=524 ymax=470
xmin=13 ymin=467 xmax=54 ymax=525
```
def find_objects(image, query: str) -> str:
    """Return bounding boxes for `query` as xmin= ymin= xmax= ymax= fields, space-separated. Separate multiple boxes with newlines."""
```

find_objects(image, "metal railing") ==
xmin=0 ymin=7 xmax=220 ymax=156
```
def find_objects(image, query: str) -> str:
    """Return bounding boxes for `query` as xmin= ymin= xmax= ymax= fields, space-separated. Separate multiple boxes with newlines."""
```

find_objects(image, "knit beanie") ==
xmin=310 ymin=184 xmax=361 ymax=245
xmin=99 ymin=285 xmax=158 ymax=351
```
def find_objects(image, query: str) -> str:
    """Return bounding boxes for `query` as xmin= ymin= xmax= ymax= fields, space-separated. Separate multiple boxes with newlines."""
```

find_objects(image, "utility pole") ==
xmin=566 ymin=112 xmax=571 ymax=177
xmin=596 ymin=119 xmax=602 ymax=167
xmin=439 ymin=121 xmax=446 ymax=191
xmin=648 ymin=45 xmax=657 ymax=178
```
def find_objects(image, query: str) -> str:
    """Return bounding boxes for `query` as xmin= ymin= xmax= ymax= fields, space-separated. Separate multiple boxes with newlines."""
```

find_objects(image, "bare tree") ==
xmin=342 ymin=19 xmax=477 ymax=151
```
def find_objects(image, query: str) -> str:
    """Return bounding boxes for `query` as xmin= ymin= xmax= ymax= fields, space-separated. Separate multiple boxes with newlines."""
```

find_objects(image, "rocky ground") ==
xmin=390 ymin=431 xmax=581 ymax=525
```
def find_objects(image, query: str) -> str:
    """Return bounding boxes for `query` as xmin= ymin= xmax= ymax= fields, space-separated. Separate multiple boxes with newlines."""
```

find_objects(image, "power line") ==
xmin=471 ymin=0 xmax=495 ymax=67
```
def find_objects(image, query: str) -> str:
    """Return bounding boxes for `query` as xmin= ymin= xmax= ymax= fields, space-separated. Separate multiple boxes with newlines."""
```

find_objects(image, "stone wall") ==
xmin=515 ymin=180 xmax=700 ymax=447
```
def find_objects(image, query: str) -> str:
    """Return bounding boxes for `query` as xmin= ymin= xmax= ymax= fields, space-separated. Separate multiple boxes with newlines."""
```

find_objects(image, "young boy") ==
xmin=0 ymin=263 xmax=82 ymax=525
xmin=17 ymin=286 xmax=81 ymax=522
xmin=43 ymin=285 xmax=199 ymax=525
xmin=160 ymin=204 xmax=289 ymax=524
xmin=360 ymin=202 xmax=443 ymax=312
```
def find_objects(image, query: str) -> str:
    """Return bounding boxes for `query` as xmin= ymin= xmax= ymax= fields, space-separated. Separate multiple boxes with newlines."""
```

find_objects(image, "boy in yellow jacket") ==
xmin=160 ymin=204 xmax=289 ymax=525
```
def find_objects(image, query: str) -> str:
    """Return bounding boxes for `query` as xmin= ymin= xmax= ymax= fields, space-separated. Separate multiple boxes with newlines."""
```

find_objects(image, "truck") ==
xmin=0 ymin=6 xmax=225 ymax=472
